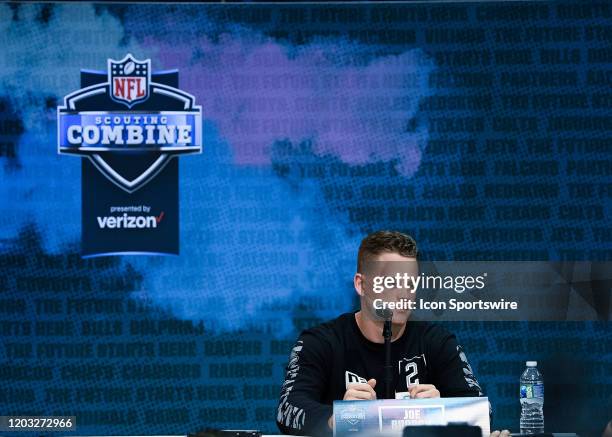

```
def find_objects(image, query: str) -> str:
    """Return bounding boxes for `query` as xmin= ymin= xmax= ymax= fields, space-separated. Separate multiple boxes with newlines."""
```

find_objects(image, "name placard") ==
xmin=333 ymin=397 xmax=490 ymax=437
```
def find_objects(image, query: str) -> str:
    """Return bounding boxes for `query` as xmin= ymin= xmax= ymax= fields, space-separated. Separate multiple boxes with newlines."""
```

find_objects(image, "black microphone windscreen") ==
xmin=375 ymin=307 xmax=393 ymax=320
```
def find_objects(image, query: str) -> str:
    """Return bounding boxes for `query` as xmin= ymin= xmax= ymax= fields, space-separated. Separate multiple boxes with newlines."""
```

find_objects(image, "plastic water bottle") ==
xmin=520 ymin=361 xmax=544 ymax=434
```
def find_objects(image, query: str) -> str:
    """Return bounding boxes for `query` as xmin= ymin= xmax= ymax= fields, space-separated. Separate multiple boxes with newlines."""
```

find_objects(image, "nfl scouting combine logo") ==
xmin=57 ymin=54 xmax=202 ymax=257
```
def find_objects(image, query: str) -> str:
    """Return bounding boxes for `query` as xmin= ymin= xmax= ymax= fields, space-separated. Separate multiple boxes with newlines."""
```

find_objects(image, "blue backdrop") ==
xmin=0 ymin=2 xmax=610 ymax=436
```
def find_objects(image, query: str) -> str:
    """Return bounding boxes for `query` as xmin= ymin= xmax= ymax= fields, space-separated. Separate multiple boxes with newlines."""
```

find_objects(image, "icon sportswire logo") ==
xmin=97 ymin=211 xmax=165 ymax=229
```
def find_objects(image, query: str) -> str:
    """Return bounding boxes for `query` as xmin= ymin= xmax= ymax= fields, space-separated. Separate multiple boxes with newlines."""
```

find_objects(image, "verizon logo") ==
xmin=97 ymin=212 xmax=164 ymax=229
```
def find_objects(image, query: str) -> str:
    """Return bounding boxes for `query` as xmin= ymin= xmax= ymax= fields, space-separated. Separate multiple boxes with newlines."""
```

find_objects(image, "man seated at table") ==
xmin=276 ymin=230 xmax=491 ymax=436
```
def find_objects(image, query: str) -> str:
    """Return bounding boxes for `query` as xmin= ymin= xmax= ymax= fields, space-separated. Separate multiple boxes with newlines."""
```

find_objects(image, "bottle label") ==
xmin=520 ymin=383 xmax=544 ymax=399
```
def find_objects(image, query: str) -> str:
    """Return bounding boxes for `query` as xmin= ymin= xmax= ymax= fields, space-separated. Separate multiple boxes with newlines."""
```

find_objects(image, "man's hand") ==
xmin=343 ymin=378 xmax=377 ymax=400
xmin=407 ymin=384 xmax=440 ymax=399
xmin=490 ymin=430 xmax=511 ymax=437
xmin=328 ymin=415 xmax=334 ymax=430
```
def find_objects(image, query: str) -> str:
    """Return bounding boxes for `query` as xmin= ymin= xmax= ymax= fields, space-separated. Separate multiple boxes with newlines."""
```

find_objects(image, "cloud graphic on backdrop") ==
xmin=0 ymin=3 xmax=149 ymax=251
xmin=125 ymin=6 xmax=435 ymax=176
xmin=129 ymin=122 xmax=359 ymax=334
xmin=0 ymin=3 xmax=432 ymax=332
xmin=121 ymin=8 xmax=435 ymax=331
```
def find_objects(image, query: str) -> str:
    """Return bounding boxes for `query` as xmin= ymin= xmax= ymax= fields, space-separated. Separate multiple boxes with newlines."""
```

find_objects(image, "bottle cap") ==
xmin=526 ymin=361 xmax=537 ymax=367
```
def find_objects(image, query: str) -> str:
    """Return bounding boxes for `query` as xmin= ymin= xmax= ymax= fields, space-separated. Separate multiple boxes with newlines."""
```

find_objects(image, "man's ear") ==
xmin=354 ymin=273 xmax=364 ymax=297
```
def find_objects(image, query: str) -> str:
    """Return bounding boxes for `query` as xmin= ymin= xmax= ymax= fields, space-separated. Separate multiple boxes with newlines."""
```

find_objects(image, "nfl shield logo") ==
xmin=108 ymin=54 xmax=150 ymax=108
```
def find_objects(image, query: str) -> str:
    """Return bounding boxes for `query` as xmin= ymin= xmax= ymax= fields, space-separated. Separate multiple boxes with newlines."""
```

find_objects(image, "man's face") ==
xmin=357 ymin=251 xmax=419 ymax=325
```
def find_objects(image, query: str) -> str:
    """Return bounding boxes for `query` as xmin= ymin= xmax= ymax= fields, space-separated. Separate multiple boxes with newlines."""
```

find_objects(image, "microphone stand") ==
xmin=383 ymin=316 xmax=393 ymax=399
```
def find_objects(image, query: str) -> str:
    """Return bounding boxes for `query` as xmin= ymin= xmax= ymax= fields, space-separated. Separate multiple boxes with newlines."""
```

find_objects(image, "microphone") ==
xmin=375 ymin=308 xmax=394 ymax=399
xmin=375 ymin=307 xmax=393 ymax=320
xmin=362 ymin=294 xmax=394 ymax=398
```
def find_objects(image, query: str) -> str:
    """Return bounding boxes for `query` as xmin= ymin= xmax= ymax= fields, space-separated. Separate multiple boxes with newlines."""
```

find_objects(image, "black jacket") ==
xmin=276 ymin=312 xmax=484 ymax=436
